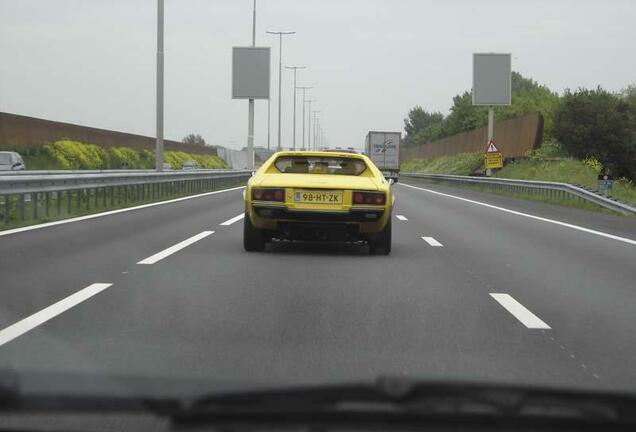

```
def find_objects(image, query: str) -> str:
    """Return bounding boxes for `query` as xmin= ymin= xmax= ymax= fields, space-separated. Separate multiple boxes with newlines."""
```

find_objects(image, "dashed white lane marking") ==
xmin=395 ymin=215 xmax=408 ymax=221
xmin=0 ymin=186 xmax=245 ymax=238
xmin=220 ymin=213 xmax=245 ymax=226
xmin=137 ymin=231 xmax=214 ymax=264
xmin=489 ymin=293 xmax=551 ymax=329
xmin=421 ymin=236 xmax=443 ymax=247
xmin=0 ymin=283 xmax=113 ymax=347
xmin=398 ymin=183 xmax=636 ymax=246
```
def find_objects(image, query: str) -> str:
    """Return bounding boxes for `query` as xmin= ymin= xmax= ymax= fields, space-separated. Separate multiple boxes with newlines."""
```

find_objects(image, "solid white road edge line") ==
xmin=0 ymin=186 xmax=245 ymax=238
xmin=137 ymin=231 xmax=214 ymax=265
xmin=395 ymin=214 xmax=408 ymax=221
xmin=0 ymin=283 xmax=113 ymax=347
xmin=489 ymin=293 xmax=551 ymax=329
xmin=421 ymin=236 xmax=443 ymax=247
xmin=399 ymin=183 xmax=636 ymax=246
xmin=220 ymin=213 xmax=245 ymax=226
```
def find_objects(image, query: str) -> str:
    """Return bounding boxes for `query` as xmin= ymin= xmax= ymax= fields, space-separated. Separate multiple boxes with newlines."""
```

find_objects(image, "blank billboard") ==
xmin=232 ymin=47 xmax=270 ymax=99
xmin=473 ymin=53 xmax=511 ymax=106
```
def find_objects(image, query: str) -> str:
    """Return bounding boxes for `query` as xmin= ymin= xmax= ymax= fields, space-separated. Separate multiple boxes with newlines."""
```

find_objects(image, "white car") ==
xmin=0 ymin=151 xmax=26 ymax=171
xmin=182 ymin=160 xmax=198 ymax=170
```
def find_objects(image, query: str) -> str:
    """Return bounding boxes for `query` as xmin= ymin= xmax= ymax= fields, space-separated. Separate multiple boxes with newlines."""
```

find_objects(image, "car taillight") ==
xmin=353 ymin=191 xmax=385 ymax=205
xmin=252 ymin=188 xmax=285 ymax=202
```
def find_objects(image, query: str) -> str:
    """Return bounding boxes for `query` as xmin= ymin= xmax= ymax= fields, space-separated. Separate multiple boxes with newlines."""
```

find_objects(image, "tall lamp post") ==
xmin=156 ymin=0 xmax=164 ymax=171
xmin=296 ymin=86 xmax=313 ymax=150
xmin=305 ymin=99 xmax=317 ymax=150
xmin=246 ymin=0 xmax=257 ymax=170
xmin=266 ymin=31 xmax=295 ymax=150
xmin=311 ymin=110 xmax=321 ymax=151
xmin=284 ymin=66 xmax=305 ymax=150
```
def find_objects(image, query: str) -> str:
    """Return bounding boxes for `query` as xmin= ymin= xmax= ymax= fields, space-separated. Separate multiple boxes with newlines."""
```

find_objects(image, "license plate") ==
xmin=294 ymin=190 xmax=343 ymax=204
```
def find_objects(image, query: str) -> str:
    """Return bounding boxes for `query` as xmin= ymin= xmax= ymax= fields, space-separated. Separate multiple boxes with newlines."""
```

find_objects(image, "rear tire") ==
xmin=244 ymin=212 xmax=266 ymax=252
xmin=369 ymin=218 xmax=391 ymax=255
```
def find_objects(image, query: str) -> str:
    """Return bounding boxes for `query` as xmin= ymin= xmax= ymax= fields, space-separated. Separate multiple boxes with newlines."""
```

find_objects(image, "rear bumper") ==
xmin=248 ymin=204 xmax=389 ymax=238
xmin=253 ymin=205 xmax=385 ymax=223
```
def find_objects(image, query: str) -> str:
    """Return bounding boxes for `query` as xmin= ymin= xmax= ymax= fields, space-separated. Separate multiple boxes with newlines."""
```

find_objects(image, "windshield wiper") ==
xmin=1 ymin=371 xmax=635 ymax=430
xmin=176 ymin=376 xmax=636 ymax=429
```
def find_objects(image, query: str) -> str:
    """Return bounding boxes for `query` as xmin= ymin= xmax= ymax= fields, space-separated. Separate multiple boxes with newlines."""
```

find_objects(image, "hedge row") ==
xmin=25 ymin=140 xmax=228 ymax=170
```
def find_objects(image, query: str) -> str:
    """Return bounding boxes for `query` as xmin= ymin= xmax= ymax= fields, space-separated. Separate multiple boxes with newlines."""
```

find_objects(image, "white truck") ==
xmin=364 ymin=131 xmax=400 ymax=181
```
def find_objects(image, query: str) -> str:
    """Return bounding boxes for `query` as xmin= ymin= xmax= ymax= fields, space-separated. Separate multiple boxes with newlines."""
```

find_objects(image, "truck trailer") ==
xmin=364 ymin=131 xmax=400 ymax=181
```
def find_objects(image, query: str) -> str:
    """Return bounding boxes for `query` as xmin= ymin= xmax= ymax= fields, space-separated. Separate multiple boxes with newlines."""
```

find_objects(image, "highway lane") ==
xmin=0 ymin=182 xmax=634 ymax=394
xmin=0 ymin=187 xmax=246 ymax=329
xmin=395 ymin=181 xmax=636 ymax=389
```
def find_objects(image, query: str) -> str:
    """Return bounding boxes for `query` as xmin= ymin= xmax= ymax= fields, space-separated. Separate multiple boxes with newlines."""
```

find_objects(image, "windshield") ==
xmin=1 ymin=1 xmax=636 ymax=427
xmin=274 ymin=156 xmax=367 ymax=175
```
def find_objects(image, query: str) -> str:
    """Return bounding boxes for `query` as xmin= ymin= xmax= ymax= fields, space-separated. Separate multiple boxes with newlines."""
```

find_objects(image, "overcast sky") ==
xmin=1 ymin=0 xmax=634 ymax=151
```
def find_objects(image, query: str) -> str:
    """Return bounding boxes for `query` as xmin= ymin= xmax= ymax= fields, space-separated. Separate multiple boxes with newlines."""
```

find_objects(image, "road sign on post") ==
xmin=232 ymin=47 xmax=271 ymax=99
xmin=484 ymin=140 xmax=503 ymax=169
xmin=473 ymin=53 xmax=511 ymax=175
xmin=232 ymin=46 xmax=271 ymax=170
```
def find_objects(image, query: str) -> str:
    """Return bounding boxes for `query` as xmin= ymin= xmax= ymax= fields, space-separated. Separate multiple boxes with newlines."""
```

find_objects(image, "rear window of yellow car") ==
xmin=274 ymin=156 xmax=367 ymax=176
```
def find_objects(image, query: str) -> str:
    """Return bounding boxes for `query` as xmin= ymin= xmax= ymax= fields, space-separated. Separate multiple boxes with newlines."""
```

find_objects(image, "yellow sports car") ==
xmin=243 ymin=151 xmax=394 ymax=254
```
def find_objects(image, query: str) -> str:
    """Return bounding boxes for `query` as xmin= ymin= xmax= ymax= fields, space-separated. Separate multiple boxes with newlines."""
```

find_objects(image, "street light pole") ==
xmin=266 ymin=31 xmax=295 ymax=150
xmin=284 ymin=66 xmax=305 ymax=150
xmin=305 ymin=99 xmax=317 ymax=150
xmin=311 ymin=110 xmax=321 ymax=151
xmin=246 ymin=0 xmax=257 ymax=170
xmin=296 ymin=86 xmax=312 ymax=150
xmin=155 ymin=0 xmax=164 ymax=171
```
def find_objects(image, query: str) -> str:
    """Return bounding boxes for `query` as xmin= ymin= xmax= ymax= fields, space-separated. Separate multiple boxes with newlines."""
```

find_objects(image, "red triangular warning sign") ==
xmin=486 ymin=140 xmax=499 ymax=153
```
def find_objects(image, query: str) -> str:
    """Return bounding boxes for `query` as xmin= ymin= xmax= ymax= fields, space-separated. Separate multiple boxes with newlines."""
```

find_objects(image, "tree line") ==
xmin=403 ymin=73 xmax=636 ymax=181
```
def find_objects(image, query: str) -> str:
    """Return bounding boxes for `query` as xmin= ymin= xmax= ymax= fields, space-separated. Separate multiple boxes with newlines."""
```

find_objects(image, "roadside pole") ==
xmin=247 ymin=0 xmax=256 ymax=170
xmin=155 ymin=0 xmax=164 ymax=171
xmin=291 ymin=68 xmax=297 ymax=150
xmin=307 ymin=100 xmax=312 ymax=150
xmin=486 ymin=106 xmax=494 ymax=176
xmin=296 ymin=87 xmax=313 ymax=150
xmin=285 ymin=67 xmax=306 ymax=150
xmin=306 ymin=99 xmax=317 ymax=150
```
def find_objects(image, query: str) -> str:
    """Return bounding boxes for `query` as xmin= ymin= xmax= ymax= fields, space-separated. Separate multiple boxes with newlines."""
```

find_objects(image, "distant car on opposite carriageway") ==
xmin=182 ymin=160 xmax=198 ymax=170
xmin=0 ymin=151 xmax=26 ymax=171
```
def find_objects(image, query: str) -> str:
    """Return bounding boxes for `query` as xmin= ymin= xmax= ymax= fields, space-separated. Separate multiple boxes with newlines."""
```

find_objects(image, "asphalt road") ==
xmin=0 ymin=180 xmax=634 ymax=395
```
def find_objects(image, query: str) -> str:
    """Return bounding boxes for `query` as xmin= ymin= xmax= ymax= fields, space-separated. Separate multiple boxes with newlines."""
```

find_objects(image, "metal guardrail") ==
xmin=400 ymin=173 xmax=636 ymax=216
xmin=0 ymin=170 xmax=252 ymax=225
xmin=0 ymin=168 xmax=237 ymax=175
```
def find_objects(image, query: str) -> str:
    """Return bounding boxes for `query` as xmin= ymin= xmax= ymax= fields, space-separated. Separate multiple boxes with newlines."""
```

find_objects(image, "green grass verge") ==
xmin=401 ymin=142 xmax=636 ymax=215
xmin=495 ymin=158 xmax=636 ymax=207
xmin=5 ymin=140 xmax=229 ymax=170
xmin=400 ymin=152 xmax=483 ymax=176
